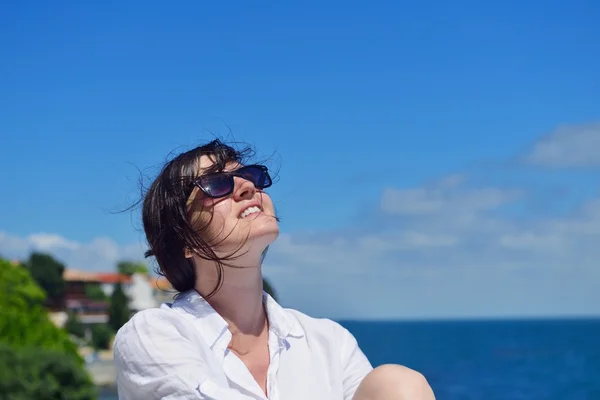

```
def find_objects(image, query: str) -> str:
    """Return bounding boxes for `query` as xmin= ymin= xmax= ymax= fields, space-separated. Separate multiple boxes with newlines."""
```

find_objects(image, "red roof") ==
xmin=63 ymin=269 xmax=132 ymax=284
xmin=96 ymin=272 xmax=132 ymax=284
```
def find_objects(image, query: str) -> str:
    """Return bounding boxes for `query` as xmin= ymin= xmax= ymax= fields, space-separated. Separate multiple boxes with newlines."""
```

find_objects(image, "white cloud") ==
xmin=357 ymin=231 xmax=459 ymax=251
xmin=0 ymin=232 xmax=147 ymax=271
xmin=4 ymin=174 xmax=599 ymax=320
xmin=265 ymin=176 xmax=600 ymax=319
xmin=380 ymin=176 xmax=523 ymax=216
xmin=2 ymin=157 xmax=599 ymax=319
xmin=27 ymin=233 xmax=80 ymax=251
xmin=524 ymin=122 xmax=600 ymax=167
xmin=498 ymin=232 xmax=565 ymax=250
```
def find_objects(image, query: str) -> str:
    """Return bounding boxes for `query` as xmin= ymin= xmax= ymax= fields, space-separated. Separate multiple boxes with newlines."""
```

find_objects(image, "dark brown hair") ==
xmin=142 ymin=139 xmax=265 ymax=298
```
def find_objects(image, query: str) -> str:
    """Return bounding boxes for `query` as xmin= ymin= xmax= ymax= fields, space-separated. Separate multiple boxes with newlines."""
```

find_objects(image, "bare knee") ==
xmin=353 ymin=364 xmax=435 ymax=400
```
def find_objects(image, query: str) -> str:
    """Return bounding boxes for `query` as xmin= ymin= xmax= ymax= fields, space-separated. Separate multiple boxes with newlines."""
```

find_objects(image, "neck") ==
xmin=195 ymin=259 xmax=266 ymax=335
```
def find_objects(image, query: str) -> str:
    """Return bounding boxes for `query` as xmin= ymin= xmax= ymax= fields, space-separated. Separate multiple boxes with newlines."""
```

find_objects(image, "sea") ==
xmin=99 ymin=318 xmax=600 ymax=399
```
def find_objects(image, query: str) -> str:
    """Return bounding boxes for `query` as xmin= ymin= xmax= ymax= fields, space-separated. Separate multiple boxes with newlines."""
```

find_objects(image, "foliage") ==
xmin=0 ymin=344 xmax=97 ymax=400
xmin=0 ymin=259 xmax=77 ymax=355
xmin=117 ymin=260 xmax=149 ymax=276
xmin=0 ymin=257 xmax=96 ymax=400
xmin=25 ymin=252 xmax=66 ymax=300
xmin=108 ymin=282 xmax=131 ymax=332
xmin=263 ymin=277 xmax=277 ymax=302
xmin=64 ymin=312 xmax=86 ymax=339
xmin=0 ymin=259 xmax=46 ymax=309
xmin=84 ymin=283 xmax=108 ymax=300
xmin=90 ymin=324 xmax=112 ymax=350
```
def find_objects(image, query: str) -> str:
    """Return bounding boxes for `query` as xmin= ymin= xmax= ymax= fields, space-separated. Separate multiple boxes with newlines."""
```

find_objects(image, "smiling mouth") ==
xmin=239 ymin=206 xmax=262 ymax=219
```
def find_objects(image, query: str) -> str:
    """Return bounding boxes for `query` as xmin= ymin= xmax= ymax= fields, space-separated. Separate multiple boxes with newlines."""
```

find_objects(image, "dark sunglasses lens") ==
xmin=199 ymin=175 xmax=232 ymax=197
xmin=241 ymin=166 xmax=271 ymax=189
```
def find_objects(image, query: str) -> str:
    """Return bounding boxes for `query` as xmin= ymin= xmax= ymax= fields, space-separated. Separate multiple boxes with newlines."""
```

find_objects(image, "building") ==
xmin=58 ymin=269 xmax=161 ymax=327
xmin=149 ymin=275 xmax=176 ymax=305
xmin=128 ymin=273 xmax=160 ymax=311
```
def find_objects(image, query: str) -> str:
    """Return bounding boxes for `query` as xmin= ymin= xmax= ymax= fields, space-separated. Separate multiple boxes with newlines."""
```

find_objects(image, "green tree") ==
xmin=90 ymin=324 xmax=112 ymax=350
xmin=0 ymin=344 xmax=97 ymax=400
xmin=84 ymin=283 xmax=107 ymax=301
xmin=0 ymin=258 xmax=96 ymax=399
xmin=108 ymin=282 xmax=131 ymax=332
xmin=1 ymin=259 xmax=45 ymax=309
xmin=25 ymin=252 xmax=66 ymax=300
xmin=117 ymin=260 xmax=149 ymax=276
xmin=0 ymin=259 xmax=75 ymax=353
xmin=64 ymin=312 xmax=85 ymax=339
xmin=263 ymin=277 xmax=277 ymax=302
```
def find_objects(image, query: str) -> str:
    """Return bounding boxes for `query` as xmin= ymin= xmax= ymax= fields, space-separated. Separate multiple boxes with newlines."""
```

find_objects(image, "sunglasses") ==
xmin=190 ymin=164 xmax=273 ymax=199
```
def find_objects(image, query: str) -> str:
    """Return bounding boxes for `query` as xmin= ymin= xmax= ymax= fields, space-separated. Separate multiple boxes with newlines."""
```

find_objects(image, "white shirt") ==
xmin=113 ymin=290 xmax=373 ymax=400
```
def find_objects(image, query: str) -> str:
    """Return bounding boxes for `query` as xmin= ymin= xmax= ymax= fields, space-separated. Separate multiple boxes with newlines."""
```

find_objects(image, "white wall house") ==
xmin=125 ymin=273 xmax=158 ymax=312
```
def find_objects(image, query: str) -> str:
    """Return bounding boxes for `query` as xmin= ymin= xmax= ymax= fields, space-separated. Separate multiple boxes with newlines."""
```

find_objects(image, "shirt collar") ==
xmin=169 ymin=289 xmax=304 ymax=349
xmin=263 ymin=291 xmax=305 ymax=340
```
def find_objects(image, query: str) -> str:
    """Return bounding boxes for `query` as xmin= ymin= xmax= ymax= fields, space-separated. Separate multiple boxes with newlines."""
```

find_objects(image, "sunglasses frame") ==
xmin=190 ymin=164 xmax=272 ymax=199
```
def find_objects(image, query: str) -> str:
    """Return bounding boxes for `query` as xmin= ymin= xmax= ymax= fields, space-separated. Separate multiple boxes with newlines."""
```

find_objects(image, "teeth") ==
xmin=240 ymin=206 xmax=261 ymax=218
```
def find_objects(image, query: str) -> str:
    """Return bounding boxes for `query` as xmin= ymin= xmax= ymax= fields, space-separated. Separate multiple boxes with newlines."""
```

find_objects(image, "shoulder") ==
xmin=112 ymin=306 xmax=230 ymax=398
xmin=285 ymin=308 xmax=346 ymax=332
xmin=115 ymin=305 xmax=187 ymax=339
xmin=113 ymin=305 xmax=199 ymax=362
xmin=280 ymin=307 xmax=373 ymax=381
xmin=282 ymin=307 xmax=359 ymax=348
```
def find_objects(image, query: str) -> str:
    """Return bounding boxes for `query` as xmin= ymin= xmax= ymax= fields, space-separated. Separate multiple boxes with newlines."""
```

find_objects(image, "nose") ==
xmin=232 ymin=176 xmax=256 ymax=201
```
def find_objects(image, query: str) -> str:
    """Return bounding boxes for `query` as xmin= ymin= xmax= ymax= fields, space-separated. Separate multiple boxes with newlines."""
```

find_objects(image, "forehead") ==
xmin=195 ymin=155 xmax=242 ymax=175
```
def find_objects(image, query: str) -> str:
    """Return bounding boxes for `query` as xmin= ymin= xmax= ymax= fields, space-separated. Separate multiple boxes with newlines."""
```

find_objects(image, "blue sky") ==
xmin=1 ymin=1 xmax=599 ymax=319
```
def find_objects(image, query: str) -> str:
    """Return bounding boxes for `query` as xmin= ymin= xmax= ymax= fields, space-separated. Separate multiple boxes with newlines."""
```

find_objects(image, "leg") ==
xmin=352 ymin=364 xmax=436 ymax=400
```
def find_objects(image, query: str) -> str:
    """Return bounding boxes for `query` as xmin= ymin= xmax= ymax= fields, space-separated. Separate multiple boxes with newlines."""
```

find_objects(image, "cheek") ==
xmin=261 ymin=194 xmax=275 ymax=213
xmin=209 ymin=201 xmax=233 ymax=227
xmin=189 ymin=201 xmax=229 ymax=232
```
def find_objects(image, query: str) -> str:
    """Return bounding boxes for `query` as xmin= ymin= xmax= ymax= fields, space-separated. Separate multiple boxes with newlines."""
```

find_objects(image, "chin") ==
xmin=247 ymin=222 xmax=279 ymax=251
xmin=250 ymin=214 xmax=279 ymax=236
xmin=251 ymin=226 xmax=279 ymax=245
xmin=224 ymin=231 xmax=278 ymax=264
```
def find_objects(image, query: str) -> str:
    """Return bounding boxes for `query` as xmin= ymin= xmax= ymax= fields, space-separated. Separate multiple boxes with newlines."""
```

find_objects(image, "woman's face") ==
xmin=186 ymin=155 xmax=279 ymax=257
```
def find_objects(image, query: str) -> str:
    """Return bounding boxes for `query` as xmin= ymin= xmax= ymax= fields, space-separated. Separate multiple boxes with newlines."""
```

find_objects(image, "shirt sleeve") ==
xmin=113 ymin=309 xmax=255 ymax=400
xmin=338 ymin=325 xmax=373 ymax=400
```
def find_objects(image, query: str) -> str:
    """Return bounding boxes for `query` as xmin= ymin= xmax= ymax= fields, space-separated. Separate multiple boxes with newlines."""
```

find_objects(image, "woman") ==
xmin=113 ymin=140 xmax=435 ymax=400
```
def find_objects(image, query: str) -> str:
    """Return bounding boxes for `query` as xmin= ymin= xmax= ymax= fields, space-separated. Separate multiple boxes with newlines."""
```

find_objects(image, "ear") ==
xmin=184 ymin=247 xmax=194 ymax=258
